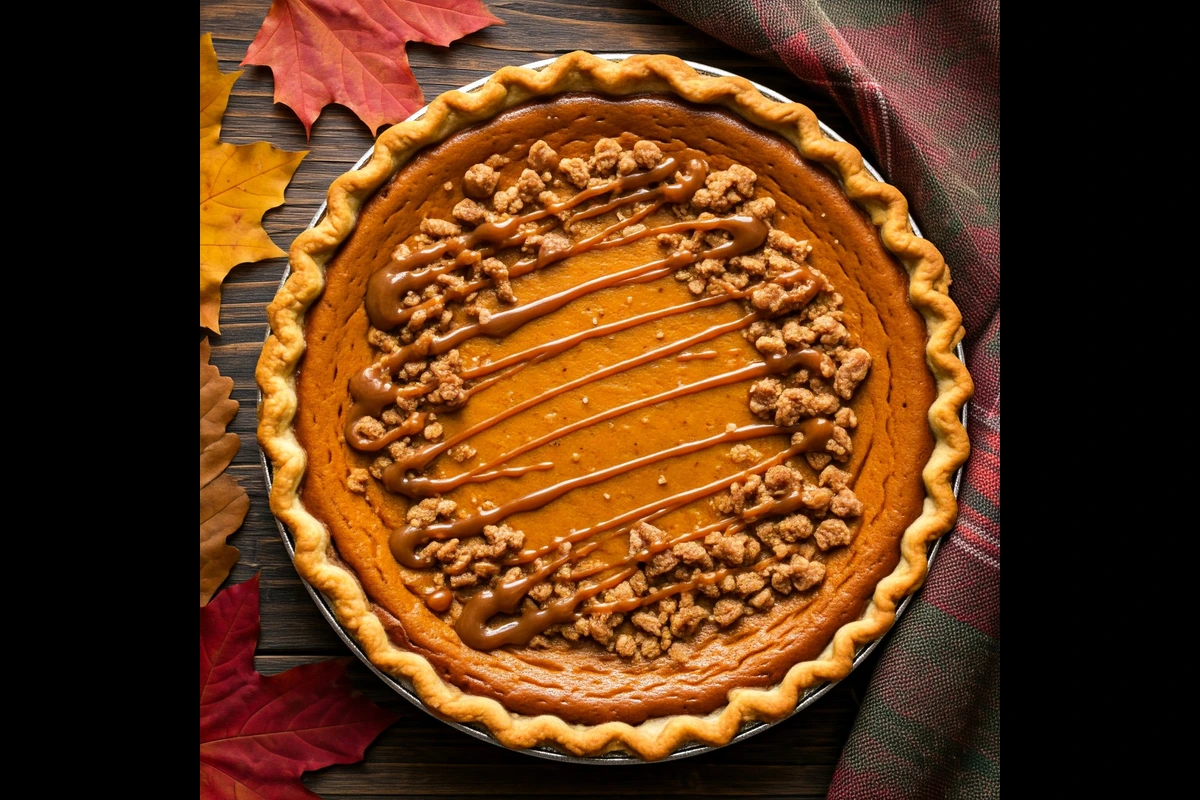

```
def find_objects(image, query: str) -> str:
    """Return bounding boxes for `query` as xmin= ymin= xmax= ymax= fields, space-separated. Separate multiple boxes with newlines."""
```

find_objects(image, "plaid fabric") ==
xmin=651 ymin=2 xmax=1000 ymax=796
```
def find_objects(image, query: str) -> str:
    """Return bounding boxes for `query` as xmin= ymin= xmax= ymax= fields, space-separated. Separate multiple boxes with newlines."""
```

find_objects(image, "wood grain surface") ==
xmin=199 ymin=1 xmax=887 ymax=796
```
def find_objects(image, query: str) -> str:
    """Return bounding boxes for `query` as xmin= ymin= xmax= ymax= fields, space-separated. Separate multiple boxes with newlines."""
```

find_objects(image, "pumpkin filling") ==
xmin=295 ymin=94 xmax=935 ymax=724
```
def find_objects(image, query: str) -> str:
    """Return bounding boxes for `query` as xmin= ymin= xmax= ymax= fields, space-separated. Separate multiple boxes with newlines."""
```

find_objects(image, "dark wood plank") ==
xmin=203 ymin=0 xmax=879 ymax=794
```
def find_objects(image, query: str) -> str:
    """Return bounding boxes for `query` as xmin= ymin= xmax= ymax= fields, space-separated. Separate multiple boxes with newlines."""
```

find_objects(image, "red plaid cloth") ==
xmin=652 ymin=2 xmax=1000 ymax=795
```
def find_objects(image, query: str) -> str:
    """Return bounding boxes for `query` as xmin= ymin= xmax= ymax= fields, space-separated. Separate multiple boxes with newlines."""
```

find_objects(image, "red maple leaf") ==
xmin=243 ymin=0 xmax=504 ymax=137
xmin=200 ymin=576 xmax=398 ymax=799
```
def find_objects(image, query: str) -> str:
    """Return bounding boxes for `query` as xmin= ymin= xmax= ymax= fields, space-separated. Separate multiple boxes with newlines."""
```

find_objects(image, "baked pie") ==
xmin=257 ymin=52 xmax=972 ymax=760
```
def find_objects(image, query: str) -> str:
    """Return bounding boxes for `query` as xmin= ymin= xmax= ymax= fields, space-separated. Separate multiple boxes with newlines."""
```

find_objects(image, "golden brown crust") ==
xmin=256 ymin=52 xmax=972 ymax=760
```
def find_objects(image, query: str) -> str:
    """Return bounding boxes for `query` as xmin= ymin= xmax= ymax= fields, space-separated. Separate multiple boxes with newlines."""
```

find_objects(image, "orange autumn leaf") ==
xmin=201 ymin=338 xmax=250 ymax=606
xmin=200 ymin=33 xmax=307 ymax=333
xmin=243 ymin=0 xmax=504 ymax=137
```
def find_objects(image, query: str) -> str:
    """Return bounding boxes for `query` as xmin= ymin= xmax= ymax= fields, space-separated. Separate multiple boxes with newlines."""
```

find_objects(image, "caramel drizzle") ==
xmin=457 ymin=293 xmax=734 ymax=380
xmin=344 ymin=224 xmax=786 ymax=449
xmin=366 ymin=279 xmax=820 ymax=471
xmin=377 ymin=313 xmax=753 ymax=475
xmin=505 ymin=418 xmax=832 ymax=568
xmin=454 ymin=540 xmax=636 ymax=651
xmin=365 ymin=156 xmax=702 ymax=329
xmin=676 ymin=350 xmax=719 ymax=362
xmin=396 ymin=422 xmax=798 ymax=553
xmin=345 ymin=157 xmax=812 ymax=451
xmin=350 ymin=154 xmax=837 ymax=649
xmin=392 ymin=416 xmax=833 ymax=570
xmin=452 ymin=480 xmax=821 ymax=650
xmin=387 ymin=347 xmax=827 ymax=497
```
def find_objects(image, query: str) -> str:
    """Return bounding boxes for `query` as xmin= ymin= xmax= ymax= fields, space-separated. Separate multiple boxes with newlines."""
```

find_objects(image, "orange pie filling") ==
xmin=295 ymin=95 xmax=935 ymax=725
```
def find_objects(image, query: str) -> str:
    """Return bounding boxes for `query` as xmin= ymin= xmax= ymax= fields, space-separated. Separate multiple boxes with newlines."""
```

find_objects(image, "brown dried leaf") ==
xmin=200 ymin=338 xmax=248 ymax=605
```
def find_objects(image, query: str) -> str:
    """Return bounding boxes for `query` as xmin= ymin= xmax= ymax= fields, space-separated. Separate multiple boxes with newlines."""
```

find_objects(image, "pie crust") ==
xmin=256 ymin=52 xmax=972 ymax=760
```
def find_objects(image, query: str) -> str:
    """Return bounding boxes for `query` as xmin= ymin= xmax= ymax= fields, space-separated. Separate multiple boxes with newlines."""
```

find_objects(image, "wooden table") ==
xmin=200 ymin=1 xmax=887 ymax=796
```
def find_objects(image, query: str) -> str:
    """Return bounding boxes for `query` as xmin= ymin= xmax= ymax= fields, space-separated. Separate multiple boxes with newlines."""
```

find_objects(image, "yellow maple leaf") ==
xmin=200 ymin=32 xmax=239 ymax=147
xmin=200 ymin=34 xmax=307 ymax=333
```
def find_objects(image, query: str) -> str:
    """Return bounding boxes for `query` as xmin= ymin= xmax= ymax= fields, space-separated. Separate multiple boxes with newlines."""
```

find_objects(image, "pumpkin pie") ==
xmin=256 ymin=52 xmax=972 ymax=760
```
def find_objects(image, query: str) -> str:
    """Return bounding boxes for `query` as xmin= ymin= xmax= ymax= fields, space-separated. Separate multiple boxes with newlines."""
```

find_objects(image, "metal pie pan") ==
xmin=262 ymin=54 xmax=969 ymax=765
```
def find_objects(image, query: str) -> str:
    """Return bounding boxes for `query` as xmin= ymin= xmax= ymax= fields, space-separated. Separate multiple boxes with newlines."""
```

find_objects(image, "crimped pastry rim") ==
xmin=256 ymin=51 xmax=973 ymax=762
